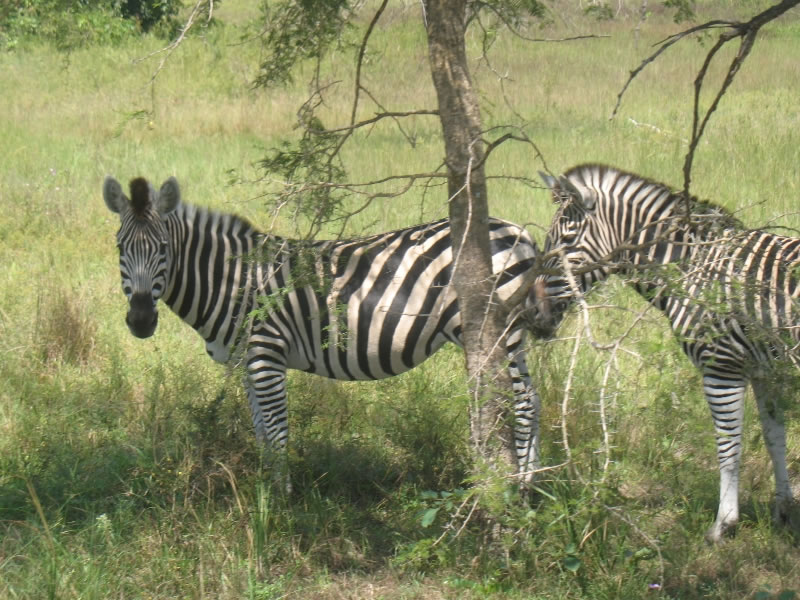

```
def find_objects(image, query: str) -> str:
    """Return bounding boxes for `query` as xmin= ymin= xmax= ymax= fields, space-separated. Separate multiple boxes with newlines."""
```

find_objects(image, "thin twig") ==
xmin=350 ymin=0 xmax=389 ymax=129
xmin=610 ymin=19 xmax=736 ymax=119
xmin=610 ymin=0 xmax=800 ymax=205
xmin=324 ymin=109 xmax=439 ymax=135
xmin=135 ymin=0 xmax=212 ymax=84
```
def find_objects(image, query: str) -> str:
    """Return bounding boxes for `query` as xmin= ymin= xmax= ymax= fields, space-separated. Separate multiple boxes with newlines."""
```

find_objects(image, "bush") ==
xmin=0 ymin=0 xmax=183 ymax=50
xmin=119 ymin=0 xmax=182 ymax=33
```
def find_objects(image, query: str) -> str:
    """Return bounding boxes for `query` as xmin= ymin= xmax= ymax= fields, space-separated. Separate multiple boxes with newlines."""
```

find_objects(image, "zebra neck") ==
xmin=620 ymin=193 xmax=738 ymax=272
xmin=162 ymin=203 xmax=261 ymax=342
xmin=624 ymin=196 xmax=742 ymax=310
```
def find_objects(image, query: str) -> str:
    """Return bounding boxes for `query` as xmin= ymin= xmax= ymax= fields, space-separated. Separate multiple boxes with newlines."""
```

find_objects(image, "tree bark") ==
xmin=425 ymin=0 xmax=517 ymax=477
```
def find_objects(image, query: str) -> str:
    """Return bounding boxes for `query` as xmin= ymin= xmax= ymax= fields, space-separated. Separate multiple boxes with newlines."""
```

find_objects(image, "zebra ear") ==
xmin=103 ymin=176 xmax=128 ymax=214
xmin=539 ymin=171 xmax=570 ymax=205
xmin=157 ymin=176 xmax=181 ymax=215
xmin=539 ymin=171 xmax=558 ymax=191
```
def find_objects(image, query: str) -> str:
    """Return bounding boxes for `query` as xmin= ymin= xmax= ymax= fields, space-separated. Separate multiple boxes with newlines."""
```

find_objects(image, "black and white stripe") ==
xmin=104 ymin=175 xmax=541 ymax=486
xmin=529 ymin=164 xmax=800 ymax=542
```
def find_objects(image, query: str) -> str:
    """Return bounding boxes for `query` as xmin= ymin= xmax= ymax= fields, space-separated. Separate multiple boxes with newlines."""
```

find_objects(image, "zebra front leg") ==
xmin=704 ymin=372 xmax=746 ymax=543
xmin=752 ymin=378 xmax=796 ymax=531
xmin=246 ymin=348 xmax=292 ymax=494
xmin=507 ymin=328 xmax=540 ymax=487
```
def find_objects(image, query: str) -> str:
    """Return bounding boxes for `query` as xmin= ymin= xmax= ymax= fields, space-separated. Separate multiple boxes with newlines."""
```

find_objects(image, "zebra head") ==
xmin=103 ymin=175 xmax=181 ymax=339
xmin=526 ymin=167 xmax=609 ymax=337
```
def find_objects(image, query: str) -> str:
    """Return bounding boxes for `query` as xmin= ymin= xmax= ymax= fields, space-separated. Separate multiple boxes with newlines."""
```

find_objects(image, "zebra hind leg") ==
xmin=752 ymin=378 xmax=798 ymax=533
xmin=703 ymin=372 xmax=746 ymax=543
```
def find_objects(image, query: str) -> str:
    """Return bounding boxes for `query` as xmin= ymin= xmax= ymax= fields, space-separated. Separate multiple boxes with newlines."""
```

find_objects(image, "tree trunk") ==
xmin=425 ymin=0 xmax=517 ymax=477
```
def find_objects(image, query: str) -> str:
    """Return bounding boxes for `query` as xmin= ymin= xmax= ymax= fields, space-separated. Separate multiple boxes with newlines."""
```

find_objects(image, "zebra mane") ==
xmin=565 ymin=164 xmax=744 ymax=230
xmin=129 ymin=177 xmax=152 ymax=217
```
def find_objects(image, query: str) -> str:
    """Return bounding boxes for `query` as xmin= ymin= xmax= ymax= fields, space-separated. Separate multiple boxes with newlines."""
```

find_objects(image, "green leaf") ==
xmin=632 ymin=547 xmax=655 ymax=561
xmin=531 ymin=485 xmax=557 ymax=501
xmin=564 ymin=556 xmax=581 ymax=573
xmin=420 ymin=508 xmax=439 ymax=528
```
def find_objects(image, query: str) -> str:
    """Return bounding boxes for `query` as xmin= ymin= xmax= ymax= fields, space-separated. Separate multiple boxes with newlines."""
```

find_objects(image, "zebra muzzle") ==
xmin=525 ymin=280 xmax=558 ymax=339
xmin=126 ymin=292 xmax=159 ymax=338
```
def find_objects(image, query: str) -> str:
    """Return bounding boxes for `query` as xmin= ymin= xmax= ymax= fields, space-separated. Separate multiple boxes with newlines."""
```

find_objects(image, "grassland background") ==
xmin=2 ymin=1 xmax=800 ymax=598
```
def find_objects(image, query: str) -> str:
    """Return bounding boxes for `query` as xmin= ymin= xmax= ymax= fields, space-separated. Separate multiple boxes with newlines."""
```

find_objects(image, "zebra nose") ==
xmin=126 ymin=292 xmax=159 ymax=338
xmin=525 ymin=282 xmax=560 ymax=340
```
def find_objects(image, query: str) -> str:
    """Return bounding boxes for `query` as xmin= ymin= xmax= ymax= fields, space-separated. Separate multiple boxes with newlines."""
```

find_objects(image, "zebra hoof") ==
xmin=705 ymin=518 xmax=736 ymax=544
xmin=773 ymin=498 xmax=800 ymax=535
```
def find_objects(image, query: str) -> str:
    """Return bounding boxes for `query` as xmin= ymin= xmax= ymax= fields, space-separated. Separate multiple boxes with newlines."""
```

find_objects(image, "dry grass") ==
xmin=33 ymin=284 xmax=97 ymax=366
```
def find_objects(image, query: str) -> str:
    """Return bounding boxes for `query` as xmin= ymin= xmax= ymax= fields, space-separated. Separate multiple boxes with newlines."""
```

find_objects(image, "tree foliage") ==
xmin=254 ymin=0 xmax=354 ymax=88
xmin=257 ymin=120 xmax=349 ymax=239
xmin=119 ymin=0 xmax=183 ymax=33
xmin=0 ymin=0 xmax=182 ymax=49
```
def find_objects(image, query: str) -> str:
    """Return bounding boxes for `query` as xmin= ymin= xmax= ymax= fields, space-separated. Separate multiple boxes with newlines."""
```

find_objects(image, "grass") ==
xmin=2 ymin=0 xmax=800 ymax=598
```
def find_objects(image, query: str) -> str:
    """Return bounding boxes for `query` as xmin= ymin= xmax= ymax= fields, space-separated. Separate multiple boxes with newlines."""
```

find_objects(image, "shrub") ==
xmin=0 ymin=0 xmax=183 ymax=50
xmin=119 ymin=0 xmax=182 ymax=33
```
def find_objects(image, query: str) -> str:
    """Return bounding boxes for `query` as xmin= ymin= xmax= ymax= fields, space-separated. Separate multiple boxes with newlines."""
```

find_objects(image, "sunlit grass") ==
xmin=2 ymin=0 xmax=800 ymax=598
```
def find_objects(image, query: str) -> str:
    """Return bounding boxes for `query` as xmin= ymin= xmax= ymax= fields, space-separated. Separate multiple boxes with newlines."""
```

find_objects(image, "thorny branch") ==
xmin=555 ymin=249 xmax=652 ymax=486
xmin=326 ymin=0 xmax=392 ymax=159
xmin=323 ymin=109 xmax=441 ymax=135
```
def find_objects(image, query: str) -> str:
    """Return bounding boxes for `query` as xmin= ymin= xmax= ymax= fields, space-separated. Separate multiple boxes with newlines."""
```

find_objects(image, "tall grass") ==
xmin=2 ymin=0 xmax=800 ymax=598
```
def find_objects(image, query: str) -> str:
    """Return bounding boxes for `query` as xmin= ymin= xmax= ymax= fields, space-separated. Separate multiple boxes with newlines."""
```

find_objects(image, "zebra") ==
xmin=103 ymin=174 xmax=541 ymax=489
xmin=527 ymin=163 xmax=800 ymax=542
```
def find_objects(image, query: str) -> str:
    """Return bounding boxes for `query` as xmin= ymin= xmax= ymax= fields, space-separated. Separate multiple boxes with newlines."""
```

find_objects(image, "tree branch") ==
xmin=323 ymin=109 xmax=440 ymax=134
xmin=135 ymin=0 xmax=213 ymax=84
xmin=610 ymin=0 xmax=800 ymax=205
xmin=349 ymin=0 xmax=389 ymax=130
xmin=681 ymin=0 xmax=800 ymax=202
xmin=609 ymin=19 xmax=736 ymax=120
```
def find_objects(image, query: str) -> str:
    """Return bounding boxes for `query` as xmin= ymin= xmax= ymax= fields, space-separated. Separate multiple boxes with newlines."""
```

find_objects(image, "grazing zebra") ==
xmin=527 ymin=163 xmax=800 ymax=542
xmin=103 ymin=175 xmax=541 ymax=488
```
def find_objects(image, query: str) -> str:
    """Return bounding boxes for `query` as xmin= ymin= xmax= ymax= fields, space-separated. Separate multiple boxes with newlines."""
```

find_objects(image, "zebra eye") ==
xmin=159 ymin=240 xmax=168 ymax=253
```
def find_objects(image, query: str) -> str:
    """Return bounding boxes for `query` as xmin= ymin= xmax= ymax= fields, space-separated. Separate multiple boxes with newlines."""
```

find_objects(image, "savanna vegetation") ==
xmin=2 ymin=1 xmax=800 ymax=598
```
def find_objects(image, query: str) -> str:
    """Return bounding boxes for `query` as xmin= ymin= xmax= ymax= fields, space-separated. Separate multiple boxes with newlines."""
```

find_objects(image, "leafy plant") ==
xmin=119 ymin=0 xmax=182 ymax=33
xmin=0 ymin=0 xmax=182 ymax=49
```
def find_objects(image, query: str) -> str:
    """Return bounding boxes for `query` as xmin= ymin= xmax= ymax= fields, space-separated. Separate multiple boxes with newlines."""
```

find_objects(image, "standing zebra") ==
xmin=104 ymin=175 xmax=541 ymax=488
xmin=528 ymin=164 xmax=800 ymax=542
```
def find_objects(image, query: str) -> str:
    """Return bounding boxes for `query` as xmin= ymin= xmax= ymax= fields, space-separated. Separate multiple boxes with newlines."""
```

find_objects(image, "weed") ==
xmin=34 ymin=283 xmax=96 ymax=367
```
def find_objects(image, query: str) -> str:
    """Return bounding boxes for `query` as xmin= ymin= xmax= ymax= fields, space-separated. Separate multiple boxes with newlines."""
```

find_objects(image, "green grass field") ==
xmin=2 ymin=1 xmax=800 ymax=598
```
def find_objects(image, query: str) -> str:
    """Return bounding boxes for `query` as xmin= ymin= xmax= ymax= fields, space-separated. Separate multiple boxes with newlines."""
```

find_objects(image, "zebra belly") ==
xmin=285 ymin=329 xmax=454 ymax=381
